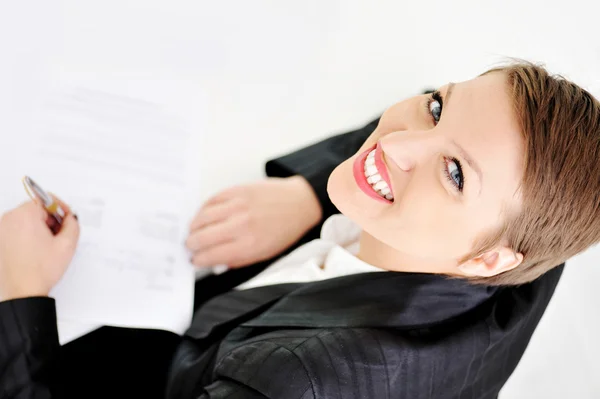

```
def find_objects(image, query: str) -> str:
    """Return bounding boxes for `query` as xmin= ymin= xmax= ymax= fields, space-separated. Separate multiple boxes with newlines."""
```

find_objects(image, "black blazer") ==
xmin=0 ymin=119 xmax=563 ymax=399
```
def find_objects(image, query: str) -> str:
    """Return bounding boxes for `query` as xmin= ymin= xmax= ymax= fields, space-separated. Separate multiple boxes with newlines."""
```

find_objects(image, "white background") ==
xmin=1 ymin=0 xmax=598 ymax=397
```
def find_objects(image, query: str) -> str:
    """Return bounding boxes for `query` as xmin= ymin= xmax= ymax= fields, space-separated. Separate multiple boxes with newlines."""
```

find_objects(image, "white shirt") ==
xmin=236 ymin=214 xmax=385 ymax=290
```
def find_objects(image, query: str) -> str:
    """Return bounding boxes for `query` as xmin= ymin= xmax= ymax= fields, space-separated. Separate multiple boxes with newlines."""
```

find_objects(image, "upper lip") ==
xmin=373 ymin=141 xmax=394 ymax=196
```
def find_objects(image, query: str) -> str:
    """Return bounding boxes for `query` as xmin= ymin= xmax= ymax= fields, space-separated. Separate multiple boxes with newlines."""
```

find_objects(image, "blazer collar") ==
xmin=242 ymin=271 xmax=498 ymax=329
xmin=185 ymin=271 xmax=498 ymax=340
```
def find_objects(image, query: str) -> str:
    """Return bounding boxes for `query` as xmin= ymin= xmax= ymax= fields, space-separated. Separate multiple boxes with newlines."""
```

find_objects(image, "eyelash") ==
xmin=425 ymin=90 xmax=444 ymax=125
xmin=442 ymin=157 xmax=465 ymax=193
xmin=425 ymin=91 xmax=465 ymax=193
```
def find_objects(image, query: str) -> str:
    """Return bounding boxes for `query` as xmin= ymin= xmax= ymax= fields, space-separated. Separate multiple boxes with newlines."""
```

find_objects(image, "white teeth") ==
xmin=374 ymin=181 xmax=388 ymax=190
xmin=364 ymin=165 xmax=378 ymax=177
xmin=367 ymin=174 xmax=382 ymax=184
xmin=363 ymin=149 xmax=394 ymax=201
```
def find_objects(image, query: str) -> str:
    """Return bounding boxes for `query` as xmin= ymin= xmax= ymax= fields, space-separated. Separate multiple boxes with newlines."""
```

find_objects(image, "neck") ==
xmin=356 ymin=230 xmax=455 ymax=275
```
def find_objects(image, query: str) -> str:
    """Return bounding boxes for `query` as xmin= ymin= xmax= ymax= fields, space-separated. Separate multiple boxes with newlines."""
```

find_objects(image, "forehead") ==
xmin=444 ymin=73 xmax=524 ymax=205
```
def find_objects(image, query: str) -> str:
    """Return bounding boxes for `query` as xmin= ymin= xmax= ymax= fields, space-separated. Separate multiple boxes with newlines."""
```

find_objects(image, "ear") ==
xmin=458 ymin=246 xmax=523 ymax=278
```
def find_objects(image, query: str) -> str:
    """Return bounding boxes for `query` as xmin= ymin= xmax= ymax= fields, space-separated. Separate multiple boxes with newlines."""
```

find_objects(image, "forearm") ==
xmin=284 ymin=175 xmax=322 ymax=232
xmin=0 ymin=297 xmax=62 ymax=398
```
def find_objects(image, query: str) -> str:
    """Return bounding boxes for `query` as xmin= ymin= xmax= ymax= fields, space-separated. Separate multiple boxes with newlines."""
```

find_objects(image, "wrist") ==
xmin=0 ymin=282 xmax=48 ymax=302
xmin=287 ymin=175 xmax=323 ymax=229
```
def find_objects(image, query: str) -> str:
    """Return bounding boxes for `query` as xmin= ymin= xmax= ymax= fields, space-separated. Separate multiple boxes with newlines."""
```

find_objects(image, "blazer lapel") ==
xmin=186 ymin=271 xmax=498 ymax=340
xmin=185 ymin=282 xmax=301 ymax=339
xmin=242 ymin=272 xmax=498 ymax=330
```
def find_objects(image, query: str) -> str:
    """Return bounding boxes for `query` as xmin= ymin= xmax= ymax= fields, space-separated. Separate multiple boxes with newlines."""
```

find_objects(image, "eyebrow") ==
xmin=445 ymin=82 xmax=456 ymax=106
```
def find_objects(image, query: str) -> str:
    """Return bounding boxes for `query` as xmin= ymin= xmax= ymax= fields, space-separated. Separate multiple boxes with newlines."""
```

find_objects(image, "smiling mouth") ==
xmin=363 ymin=149 xmax=394 ymax=201
xmin=352 ymin=142 xmax=395 ymax=204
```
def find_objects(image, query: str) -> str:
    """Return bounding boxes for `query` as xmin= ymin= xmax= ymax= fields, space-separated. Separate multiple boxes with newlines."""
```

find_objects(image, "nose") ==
xmin=380 ymin=130 xmax=435 ymax=173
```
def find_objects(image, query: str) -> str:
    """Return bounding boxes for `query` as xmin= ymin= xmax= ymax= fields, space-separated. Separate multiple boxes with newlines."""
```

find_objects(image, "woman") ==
xmin=1 ymin=62 xmax=598 ymax=398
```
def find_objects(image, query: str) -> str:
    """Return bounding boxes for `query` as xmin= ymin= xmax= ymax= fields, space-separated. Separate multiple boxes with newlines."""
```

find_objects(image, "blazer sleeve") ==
xmin=265 ymin=117 xmax=380 ymax=221
xmin=0 ymin=297 xmax=61 ymax=399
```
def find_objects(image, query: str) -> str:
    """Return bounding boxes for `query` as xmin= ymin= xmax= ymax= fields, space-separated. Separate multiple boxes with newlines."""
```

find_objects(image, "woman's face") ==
xmin=328 ymin=72 xmax=525 ymax=274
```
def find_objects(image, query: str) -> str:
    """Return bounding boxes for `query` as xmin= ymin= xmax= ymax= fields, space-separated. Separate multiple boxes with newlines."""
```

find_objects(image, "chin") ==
xmin=328 ymin=159 xmax=414 ymax=254
xmin=327 ymin=158 xmax=386 ymax=223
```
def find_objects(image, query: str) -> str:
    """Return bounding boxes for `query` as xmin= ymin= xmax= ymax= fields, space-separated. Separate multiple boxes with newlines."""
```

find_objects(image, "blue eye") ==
xmin=443 ymin=157 xmax=464 ymax=193
xmin=426 ymin=91 xmax=444 ymax=125
xmin=429 ymin=100 xmax=442 ymax=123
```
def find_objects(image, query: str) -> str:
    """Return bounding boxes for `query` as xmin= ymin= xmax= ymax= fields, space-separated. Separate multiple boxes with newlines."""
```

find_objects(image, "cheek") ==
xmin=331 ymin=163 xmax=479 ymax=259
xmin=328 ymin=155 xmax=492 ymax=260
xmin=390 ymin=196 xmax=500 ymax=259
xmin=383 ymin=201 xmax=480 ymax=259
xmin=385 ymin=183 xmax=473 ymax=256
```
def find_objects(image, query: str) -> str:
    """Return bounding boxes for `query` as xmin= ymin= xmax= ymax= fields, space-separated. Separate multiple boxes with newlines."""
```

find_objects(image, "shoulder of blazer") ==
xmin=213 ymin=261 xmax=564 ymax=399
xmin=213 ymin=325 xmax=490 ymax=399
xmin=214 ymin=327 xmax=397 ymax=399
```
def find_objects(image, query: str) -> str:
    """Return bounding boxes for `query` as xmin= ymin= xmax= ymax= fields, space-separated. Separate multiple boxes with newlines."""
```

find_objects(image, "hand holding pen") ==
xmin=0 ymin=177 xmax=80 ymax=301
xmin=22 ymin=176 xmax=72 ymax=235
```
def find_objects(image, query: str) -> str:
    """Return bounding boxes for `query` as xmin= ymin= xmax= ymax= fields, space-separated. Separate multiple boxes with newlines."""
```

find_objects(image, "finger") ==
xmin=46 ymin=193 xmax=76 ymax=235
xmin=48 ymin=192 xmax=73 ymax=215
xmin=54 ymin=213 xmax=80 ymax=254
xmin=186 ymin=217 xmax=238 ymax=252
xmin=18 ymin=200 xmax=48 ymax=221
xmin=189 ymin=200 xmax=239 ymax=231
xmin=191 ymin=240 xmax=246 ymax=268
xmin=203 ymin=186 xmax=244 ymax=207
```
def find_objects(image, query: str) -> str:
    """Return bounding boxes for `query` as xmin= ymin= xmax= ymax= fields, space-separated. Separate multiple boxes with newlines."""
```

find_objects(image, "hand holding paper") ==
xmin=186 ymin=176 xmax=322 ymax=269
xmin=0 ymin=195 xmax=79 ymax=301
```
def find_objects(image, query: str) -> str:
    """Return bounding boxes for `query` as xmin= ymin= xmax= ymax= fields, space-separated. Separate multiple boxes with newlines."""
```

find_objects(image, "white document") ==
xmin=4 ymin=87 xmax=201 ymax=344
